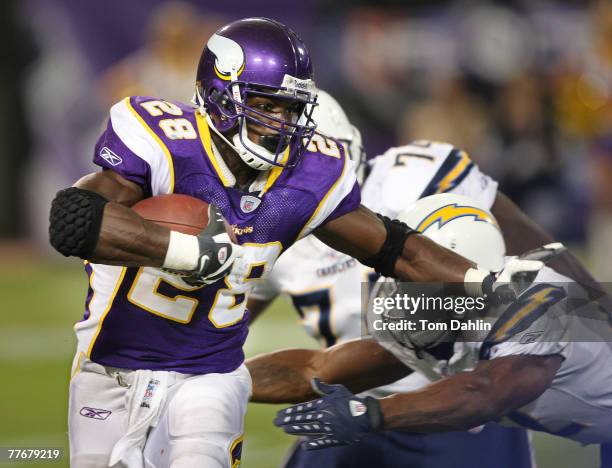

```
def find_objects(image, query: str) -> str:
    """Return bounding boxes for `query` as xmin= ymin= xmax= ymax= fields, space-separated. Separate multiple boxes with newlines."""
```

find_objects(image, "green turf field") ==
xmin=0 ymin=260 xmax=599 ymax=467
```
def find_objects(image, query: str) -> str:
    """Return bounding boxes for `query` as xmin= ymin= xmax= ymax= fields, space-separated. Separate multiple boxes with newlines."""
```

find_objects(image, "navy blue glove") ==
xmin=273 ymin=378 xmax=383 ymax=450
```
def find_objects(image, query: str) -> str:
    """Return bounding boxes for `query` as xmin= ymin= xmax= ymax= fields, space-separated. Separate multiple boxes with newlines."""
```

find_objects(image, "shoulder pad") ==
xmin=105 ymin=96 xmax=196 ymax=195
xmin=365 ymin=141 xmax=473 ymax=216
xmin=381 ymin=140 xmax=456 ymax=164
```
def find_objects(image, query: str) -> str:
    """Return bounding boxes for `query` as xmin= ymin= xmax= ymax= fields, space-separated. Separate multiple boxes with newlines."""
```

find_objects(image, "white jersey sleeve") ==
xmin=373 ymin=266 xmax=573 ymax=382
xmin=93 ymin=97 xmax=174 ymax=197
xmin=485 ymin=267 xmax=612 ymax=444
xmin=372 ymin=264 xmax=612 ymax=443
xmin=362 ymin=140 xmax=498 ymax=218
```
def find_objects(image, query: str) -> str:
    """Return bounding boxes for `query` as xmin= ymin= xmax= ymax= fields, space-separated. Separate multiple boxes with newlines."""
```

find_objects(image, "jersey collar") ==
xmin=195 ymin=110 xmax=289 ymax=195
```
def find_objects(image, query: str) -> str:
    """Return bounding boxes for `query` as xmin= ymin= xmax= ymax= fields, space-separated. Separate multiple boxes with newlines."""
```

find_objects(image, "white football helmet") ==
xmin=398 ymin=193 xmax=506 ymax=271
xmin=312 ymin=90 xmax=366 ymax=182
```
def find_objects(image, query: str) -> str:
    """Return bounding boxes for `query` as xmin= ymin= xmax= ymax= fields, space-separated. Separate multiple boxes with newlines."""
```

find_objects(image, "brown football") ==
xmin=132 ymin=194 xmax=210 ymax=235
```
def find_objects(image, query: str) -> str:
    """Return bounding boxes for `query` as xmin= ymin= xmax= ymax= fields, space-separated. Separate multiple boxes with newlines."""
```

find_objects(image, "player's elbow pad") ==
xmin=362 ymin=214 xmax=417 ymax=277
xmin=49 ymin=187 xmax=109 ymax=258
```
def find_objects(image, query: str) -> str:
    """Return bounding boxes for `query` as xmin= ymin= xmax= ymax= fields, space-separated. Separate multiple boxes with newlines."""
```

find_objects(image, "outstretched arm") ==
xmin=492 ymin=191 xmax=605 ymax=299
xmin=274 ymin=353 xmax=562 ymax=448
xmin=380 ymin=354 xmax=562 ymax=432
xmin=246 ymin=337 xmax=411 ymax=403
xmin=315 ymin=205 xmax=472 ymax=283
xmin=316 ymin=205 xmax=543 ymax=301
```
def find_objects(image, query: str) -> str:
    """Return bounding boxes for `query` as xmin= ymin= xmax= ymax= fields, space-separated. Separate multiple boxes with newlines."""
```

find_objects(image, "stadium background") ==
xmin=0 ymin=0 xmax=609 ymax=466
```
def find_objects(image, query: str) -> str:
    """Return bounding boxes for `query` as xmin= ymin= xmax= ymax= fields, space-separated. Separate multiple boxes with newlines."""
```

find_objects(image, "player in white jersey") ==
xmin=247 ymin=92 xmax=536 ymax=467
xmin=269 ymin=194 xmax=612 ymax=467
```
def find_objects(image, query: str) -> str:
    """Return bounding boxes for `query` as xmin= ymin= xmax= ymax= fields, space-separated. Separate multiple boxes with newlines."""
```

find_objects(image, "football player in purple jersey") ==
xmin=48 ymin=17 xmax=543 ymax=468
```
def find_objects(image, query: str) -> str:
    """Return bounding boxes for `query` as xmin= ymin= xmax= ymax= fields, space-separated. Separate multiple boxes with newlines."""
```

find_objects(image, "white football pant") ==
xmin=69 ymin=358 xmax=251 ymax=468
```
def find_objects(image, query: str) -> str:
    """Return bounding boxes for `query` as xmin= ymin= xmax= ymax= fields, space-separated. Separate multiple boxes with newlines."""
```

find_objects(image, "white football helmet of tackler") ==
xmin=371 ymin=193 xmax=565 ymax=354
xmin=369 ymin=193 xmax=506 ymax=354
xmin=398 ymin=193 xmax=505 ymax=271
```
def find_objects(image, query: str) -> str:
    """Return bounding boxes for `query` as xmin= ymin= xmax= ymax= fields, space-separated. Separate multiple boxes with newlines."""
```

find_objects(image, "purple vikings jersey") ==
xmin=73 ymin=96 xmax=359 ymax=375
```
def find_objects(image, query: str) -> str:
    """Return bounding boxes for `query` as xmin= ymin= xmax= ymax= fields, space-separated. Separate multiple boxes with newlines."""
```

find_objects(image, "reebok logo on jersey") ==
xmin=349 ymin=400 xmax=367 ymax=417
xmin=519 ymin=331 xmax=544 ymax=344
xmin=100 ymin=147 xmax=123 ymax=166
xmin=80 ymin=407 xmax=112 ymax=420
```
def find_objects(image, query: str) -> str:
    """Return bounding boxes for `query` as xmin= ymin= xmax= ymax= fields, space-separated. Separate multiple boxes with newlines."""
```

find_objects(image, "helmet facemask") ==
xmin=196 ymin=77 xmax=318 ymax=171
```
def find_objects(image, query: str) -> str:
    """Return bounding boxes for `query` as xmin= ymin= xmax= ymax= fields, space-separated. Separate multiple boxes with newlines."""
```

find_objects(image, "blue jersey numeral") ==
xmin=290 ymin=289 xmax=336 ymax=347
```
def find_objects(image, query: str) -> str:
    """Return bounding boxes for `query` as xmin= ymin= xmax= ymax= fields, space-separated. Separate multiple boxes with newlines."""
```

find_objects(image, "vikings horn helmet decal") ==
xmin=208 ymin=34 xmax=245 ymax=81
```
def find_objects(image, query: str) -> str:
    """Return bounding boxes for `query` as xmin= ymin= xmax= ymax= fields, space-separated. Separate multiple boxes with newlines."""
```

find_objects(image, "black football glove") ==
xmin=274 ymin=378 xmax=383 ymax=450
xmin=481 ymin=243 xmax=567 ymax=305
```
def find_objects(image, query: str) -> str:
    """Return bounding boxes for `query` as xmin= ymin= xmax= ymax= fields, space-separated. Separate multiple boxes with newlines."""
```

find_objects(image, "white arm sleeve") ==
xmin=250 ymin=275 xmax=281 ymax=301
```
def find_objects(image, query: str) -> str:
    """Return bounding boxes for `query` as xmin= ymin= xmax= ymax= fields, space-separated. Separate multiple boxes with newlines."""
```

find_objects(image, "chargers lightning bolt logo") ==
xmin=416 ymin=203 xmax=499 ymax=233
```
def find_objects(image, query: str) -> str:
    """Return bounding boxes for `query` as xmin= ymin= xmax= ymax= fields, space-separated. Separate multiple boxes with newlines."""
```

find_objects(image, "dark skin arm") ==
xmin=315 ymin=205 xmax=474 ymax=283
xmin=72 ymin=170 xmax=171 ymax=266
xmin=316 ymin=191 xmax=603 ymax=286
xmin=380 ymin=354 xmax=562 ymax=432
xmin=246 ymin=337 xmax=411 ymax=403
xmin=252 ymin=191 xmax=593 ymax=322
xmin=70 ymin=172 xmax=476 ymax=282
xmin=493 ymin=191 xmax=605 ymax=299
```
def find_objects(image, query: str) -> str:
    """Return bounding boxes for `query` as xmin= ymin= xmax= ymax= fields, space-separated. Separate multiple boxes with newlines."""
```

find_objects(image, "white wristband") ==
xmin=163 ymin=231 xmax=200 ymax=271
xmin=464 ymin=267 xmax=489 ymax=297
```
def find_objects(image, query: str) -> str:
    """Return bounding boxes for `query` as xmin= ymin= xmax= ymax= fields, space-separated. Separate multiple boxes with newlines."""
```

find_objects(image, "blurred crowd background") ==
xmin=2 ymin=0 xmax=612 ymax=278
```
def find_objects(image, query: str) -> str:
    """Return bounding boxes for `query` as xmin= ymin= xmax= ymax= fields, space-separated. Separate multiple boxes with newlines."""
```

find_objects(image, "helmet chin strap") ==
xmin=204 ymin=113 xmax=275 ymax=171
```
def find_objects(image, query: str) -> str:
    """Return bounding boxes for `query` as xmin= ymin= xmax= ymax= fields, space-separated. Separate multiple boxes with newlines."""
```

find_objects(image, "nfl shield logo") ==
xmin=240 ymin=195 xmax=261 ymax=213
xmin=349 ymin=400 xmax=367 ymax=417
